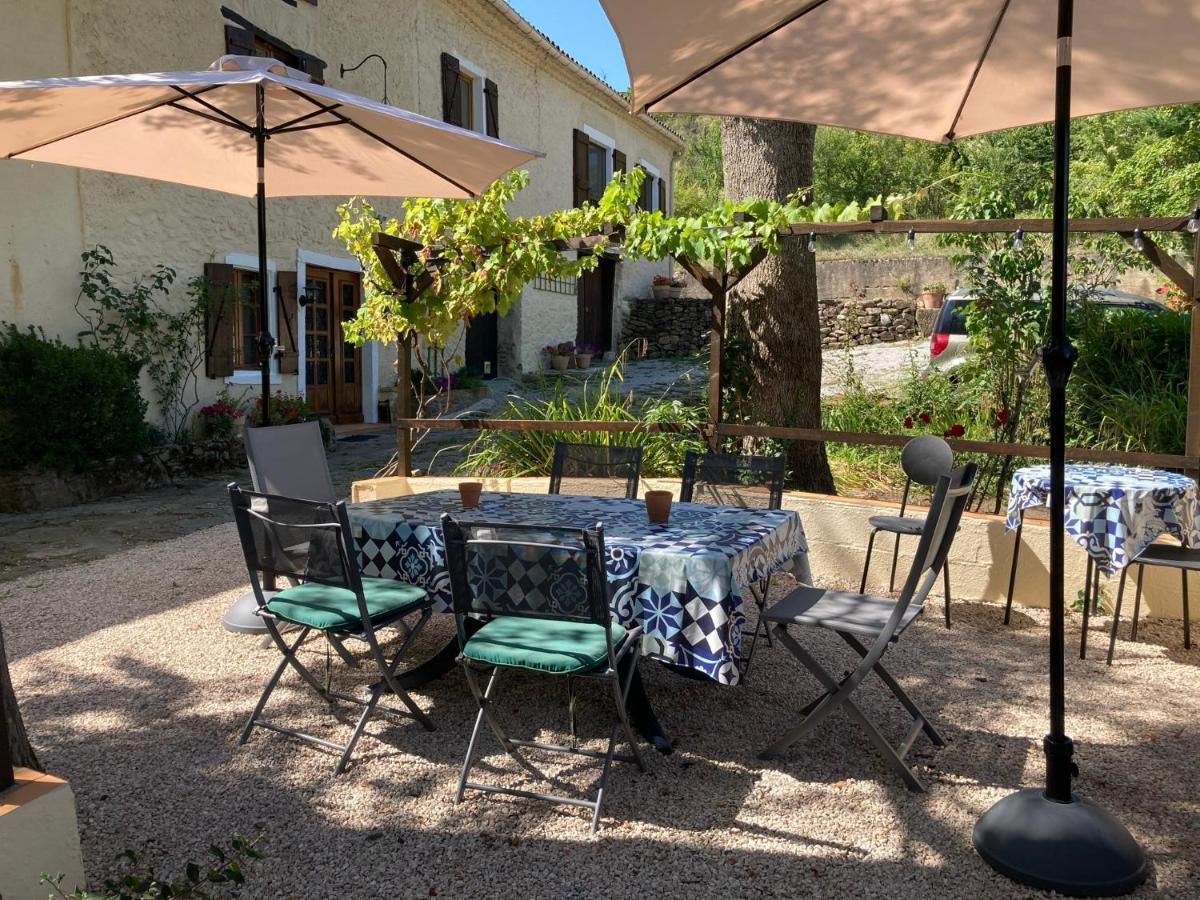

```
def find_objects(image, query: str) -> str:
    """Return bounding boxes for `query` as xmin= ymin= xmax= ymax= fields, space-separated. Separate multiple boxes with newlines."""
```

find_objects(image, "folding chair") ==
xmin=680 ymin=450 xmax=787 ymax=676
xmin=759 ymin=462 xmax=976 ymax=791
xmin=1104 ymin=541 xmax=1197 ymax=665
xmin=860 ymin=435 xmax=957 ymax=627
xmin=442 ymin=515 xmax=645 ymax=832
xmin=548 ymin=441 xmax=642 ymax=499
xmin=229 ymin=485 xmax=435 ymax=774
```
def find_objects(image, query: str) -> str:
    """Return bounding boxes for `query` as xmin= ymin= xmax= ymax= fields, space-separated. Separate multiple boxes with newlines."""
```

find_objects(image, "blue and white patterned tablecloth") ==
xmin=1006 ymin=464 xmax=1200 ymax=573
xmin=349 ymin=490 xmax=809 ymax=685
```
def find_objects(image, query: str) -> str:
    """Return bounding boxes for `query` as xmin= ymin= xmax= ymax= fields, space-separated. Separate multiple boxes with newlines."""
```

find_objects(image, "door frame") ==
xmin=296 ymin=249 xmax=378 ymax=423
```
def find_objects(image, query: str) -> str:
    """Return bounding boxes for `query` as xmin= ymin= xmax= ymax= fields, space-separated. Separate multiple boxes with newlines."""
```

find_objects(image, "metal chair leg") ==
xmin=1004 ymin=512 xmax=1023 ymax=625
xmin=860 ymin=528 xmax=879 ymax=593
xmin=888 ymin=532 xmax=902 ymax=593
xmin=942 ymin=562 xmax=952 ymax=629
xmin=1106 ymin=567 xmax=1129 ymax=666
xmin=240 ymin=625 xmax=313 ymax=745
xmin=1131 ymin=564 xmax=1145 ymax=641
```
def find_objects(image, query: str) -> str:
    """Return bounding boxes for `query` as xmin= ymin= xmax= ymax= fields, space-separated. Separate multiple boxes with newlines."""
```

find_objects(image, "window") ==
xmin=573 ymin=127 xmax=616 ymax=207
xmin=449 ymin=68 xmax=474 ymax=130
xmin=232 ymin=269 xmax=262 ymax=369
xmin=441 ymin=53 xmax=497 ymax=137
xmin=222 ymin=9 xmax=326 ymax=81
xmin=638 ymin=160 xmax=666 ymax=213
xmin=587 ymin=142 xmax=608 ymax=202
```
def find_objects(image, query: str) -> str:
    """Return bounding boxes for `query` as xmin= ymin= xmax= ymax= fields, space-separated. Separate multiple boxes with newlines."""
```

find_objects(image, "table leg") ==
xmin=1080 ymin=556 xmax=1094 ymax=659
xmin=1004 ymin=511 xmax=1024 ymax=626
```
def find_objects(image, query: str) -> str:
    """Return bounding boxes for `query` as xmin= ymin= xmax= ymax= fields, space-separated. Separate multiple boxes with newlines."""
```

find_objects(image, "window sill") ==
xmin=225 ymin=370 xmax=282 ymax=386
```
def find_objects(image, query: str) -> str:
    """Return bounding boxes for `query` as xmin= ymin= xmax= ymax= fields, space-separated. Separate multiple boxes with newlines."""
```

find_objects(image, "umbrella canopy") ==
xmin=605 ymin=0 xmax=1200 ymax=142
xmin=0 ymin=55 xmax=540 ymax=197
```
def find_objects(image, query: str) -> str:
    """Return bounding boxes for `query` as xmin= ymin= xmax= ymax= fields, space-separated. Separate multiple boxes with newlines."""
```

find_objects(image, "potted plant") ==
xmin=196 ymin=396 xmax=245 ymax=440
xmin=574 ymin=342 xmax=599 ymax=369
xmin=651 ymin=274 xmax=685 ymax=300
xmin=921 ymin=281 xmax=947 ymax=309
xmin=544 ymin=342 xmax=573 ymax=371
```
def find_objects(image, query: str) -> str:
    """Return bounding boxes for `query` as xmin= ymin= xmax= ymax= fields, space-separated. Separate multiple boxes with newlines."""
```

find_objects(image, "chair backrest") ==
xmin=228 ymin=484 xmax=363 ymax=611
xmin=899 ymin=436 xmax=954 ymax=488
xmin=441 ymin=515 xmax=616 ymax=661
xmin=889 ymin=462 xmax=977 ymax=635
xmin=548 ymin=442 xmax=642 ymax=500
xmin=244 ymin=420 xmax=336 ymax=503
xmin=679 ymin=450 xmax=785 ymax=509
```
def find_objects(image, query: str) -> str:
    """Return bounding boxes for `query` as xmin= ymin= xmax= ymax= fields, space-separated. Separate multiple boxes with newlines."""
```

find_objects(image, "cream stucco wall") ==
xmin=0 ymin=0 xmax=680 ymax=422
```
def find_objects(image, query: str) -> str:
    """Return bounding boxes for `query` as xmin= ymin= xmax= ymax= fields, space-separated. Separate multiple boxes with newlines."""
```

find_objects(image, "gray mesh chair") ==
xmin=1104 ymin=542 xmax=1197 ymax=665
xmin=680 ymin=450 xmax=786 ymax=675
xmin=860 ymin=435 xmax=957 ymax=627
xmin=442 ymin=515 xmax=645 ymax=832
xmin=548 ymin=442 xmax=642 ymax=499
xmin=760 ymin=463 xmax=977 ymax=791
xmin=229 ymin=485 xmax=435 ymax=773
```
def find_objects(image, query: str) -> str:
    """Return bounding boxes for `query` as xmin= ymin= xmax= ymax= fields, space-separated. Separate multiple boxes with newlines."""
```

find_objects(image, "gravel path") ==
xmin=5 ymin=525 xmax=1198 ymax=898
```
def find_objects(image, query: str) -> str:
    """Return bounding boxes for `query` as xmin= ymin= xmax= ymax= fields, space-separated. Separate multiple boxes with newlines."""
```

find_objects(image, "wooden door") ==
xmin=465 ymin=311 xmax=498 ymax=379
xmin=576 ymin=255 xmax=615 ymax=352
xmin=304 ymin=267 xmax=363 ymax=423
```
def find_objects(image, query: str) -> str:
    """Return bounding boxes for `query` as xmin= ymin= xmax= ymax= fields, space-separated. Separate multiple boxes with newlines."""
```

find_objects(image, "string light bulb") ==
xmin=906 ymin=227 xmax=916 ymax=251
xmin=807 ymin=231 xmax=817 ymax=253
xmin=1188 ymin=208 xmax=1200 ymax=234
xmin=1012 ymin=227 xmax=1024 ymax=250
xmin=1132 ymin=227 xmax=1146 ymax=252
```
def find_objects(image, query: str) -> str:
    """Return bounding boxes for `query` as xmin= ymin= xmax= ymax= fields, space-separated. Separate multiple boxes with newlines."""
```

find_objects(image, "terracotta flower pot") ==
xmin=550 ymin=354 xmax=570 ymax=371
xmin=921 ymin=289 xmax=946 ymax=309
xmin=652 ymin=285 xmax=682 ymax=300
xmin=645 ymin=490 xmax=673 ymax=524
xmin=458 ymin=481 xmax=483 ymax=509
xmin=574 ymin=353 xmax=593 ymax=369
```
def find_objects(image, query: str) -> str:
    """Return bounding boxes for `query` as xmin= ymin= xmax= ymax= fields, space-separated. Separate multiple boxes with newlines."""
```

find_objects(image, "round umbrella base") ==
xmin=221 ymin=591 xmax=273 ymax=635
xmin=974 ymin=788 xmax=1147 ymax=896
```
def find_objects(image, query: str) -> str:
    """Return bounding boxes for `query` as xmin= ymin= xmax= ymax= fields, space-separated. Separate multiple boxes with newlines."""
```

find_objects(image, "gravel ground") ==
xmin=5 ymin=524 xmax=1199 ymax=898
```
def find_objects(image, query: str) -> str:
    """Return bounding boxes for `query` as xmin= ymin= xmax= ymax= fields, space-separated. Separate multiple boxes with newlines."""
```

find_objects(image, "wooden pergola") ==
xmin=372 ymin=210 xmax=1200 ymax=477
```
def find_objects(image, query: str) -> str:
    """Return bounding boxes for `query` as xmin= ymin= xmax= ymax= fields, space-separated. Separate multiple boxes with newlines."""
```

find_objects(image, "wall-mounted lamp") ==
xmin=339 ymin=53 xmax=390 ymax=105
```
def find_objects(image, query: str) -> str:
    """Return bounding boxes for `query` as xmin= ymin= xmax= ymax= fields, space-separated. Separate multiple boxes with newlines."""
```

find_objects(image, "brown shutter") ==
xmin=572 ymin=129 xmax=590 ymax=207
xmin=204 ymin=263 xmax=236 ymax=379
xmin=484 ymin=79 xmax=499 ymax=138
xmin=612 ymin=149 xmax=626 ymax=176
xmin=658 ymin=177 xmax=667 ymax=213
xmin=636 ymin=165 xmax=649 ymax=210
xmin=275 ymin=270 xmax=299 ymax=375
xmin=224 ymin=25 xmax=256 ymax=56
xmin=441 ymin=53 xmax=462 ymax=125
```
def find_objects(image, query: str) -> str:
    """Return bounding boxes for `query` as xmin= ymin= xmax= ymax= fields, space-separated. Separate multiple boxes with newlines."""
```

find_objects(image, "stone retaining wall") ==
xmin=618 ymin=296 xmax=710 ymax=357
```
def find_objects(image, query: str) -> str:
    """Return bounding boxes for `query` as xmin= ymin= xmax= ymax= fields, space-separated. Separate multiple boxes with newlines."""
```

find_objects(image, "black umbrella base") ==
xmin=974 ymin=789 xmax=1147 ymax=896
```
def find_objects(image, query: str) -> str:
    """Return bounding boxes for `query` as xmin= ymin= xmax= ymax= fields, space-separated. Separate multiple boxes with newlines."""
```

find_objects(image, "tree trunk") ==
xmin=1 ymin=621 xmax=40 ymax=779
xmin=720 ymin=117 xmax=835 ymax=493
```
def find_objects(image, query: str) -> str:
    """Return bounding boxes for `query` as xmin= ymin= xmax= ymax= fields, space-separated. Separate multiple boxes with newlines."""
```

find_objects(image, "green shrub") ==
xmin=454 ymin=355 xmax=706 ymax=478
xmin=0 ymin=325 xmax=147 ymax=471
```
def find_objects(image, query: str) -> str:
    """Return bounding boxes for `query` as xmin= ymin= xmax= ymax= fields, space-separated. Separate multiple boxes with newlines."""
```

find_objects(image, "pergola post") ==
xmin=1187 ymin=219 xmax=1200 ymax=466
xmin=707 ymin=279 xmax=726 ymax=452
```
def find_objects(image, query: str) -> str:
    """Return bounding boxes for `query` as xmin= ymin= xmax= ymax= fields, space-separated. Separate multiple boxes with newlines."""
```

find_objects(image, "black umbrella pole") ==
xmin=973 ymin=1 xmax=1146 ymax=892
xmin=255 ymin=83 xmax=274 ymax=426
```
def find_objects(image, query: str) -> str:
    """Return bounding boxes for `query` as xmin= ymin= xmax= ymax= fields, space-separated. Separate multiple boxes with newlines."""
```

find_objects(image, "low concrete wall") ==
xmin=0 ymin=769 xmax=85 ymax=899
xmin=352 ymin=475 xmax=1192 ymax=622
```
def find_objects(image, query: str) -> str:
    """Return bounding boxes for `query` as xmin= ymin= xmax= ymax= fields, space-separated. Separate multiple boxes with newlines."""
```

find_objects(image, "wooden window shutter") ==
xmin=203 ymin=263 xmax=236 ymax=379
xmin=636 ymin=165 xmax=650 ymax=210
xmin=572 ymin=129 xmax=590 ymax=207
xmin=275 ymin=270 xmax=299 ymax=375
xmin=441 ymin=53 xmax=462 ymax=125
xmin=224 ymin=25 xmax=256 ymax=57
xmin=658 ymin=177 xmax=667 ymax=213
xmin=484 ymin=79 xmax=499 ymax=138
xmin=612 ymin=149 xmax=626 ymax=176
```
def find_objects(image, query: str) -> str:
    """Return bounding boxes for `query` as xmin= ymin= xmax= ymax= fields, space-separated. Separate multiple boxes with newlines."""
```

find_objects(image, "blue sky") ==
xmin=506 ymin=1 xmax=629 ymax=91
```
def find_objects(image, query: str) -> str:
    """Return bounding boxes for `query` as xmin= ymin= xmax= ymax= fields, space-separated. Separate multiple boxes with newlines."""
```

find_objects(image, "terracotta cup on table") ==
xmin=645 ymin=490 xmax=672 ymax=524
xmin=458 ymin=481 xmax=483 ymax=509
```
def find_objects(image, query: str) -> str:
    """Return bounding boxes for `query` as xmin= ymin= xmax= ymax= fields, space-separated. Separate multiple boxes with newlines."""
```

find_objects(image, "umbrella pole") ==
xmin=973 ymin=0 xmax=1146 ymax=893
xmin=255 ymin=82 xmax=274 ymax=426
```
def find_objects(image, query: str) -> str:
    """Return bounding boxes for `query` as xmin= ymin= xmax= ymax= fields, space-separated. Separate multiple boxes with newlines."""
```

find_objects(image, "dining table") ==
xmin=348 ymin=488 xmax=810 ymax=750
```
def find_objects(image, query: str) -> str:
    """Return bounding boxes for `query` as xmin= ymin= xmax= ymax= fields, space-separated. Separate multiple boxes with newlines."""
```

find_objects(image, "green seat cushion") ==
xmin=265 ymin=577 xmax=427 ymax=631
xmin=463 ymin=617 xmax=627 ymax=674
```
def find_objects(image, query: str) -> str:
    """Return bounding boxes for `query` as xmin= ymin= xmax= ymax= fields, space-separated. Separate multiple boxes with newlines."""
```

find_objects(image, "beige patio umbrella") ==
xmin=602 ymin=0 xmax=1200 ymax=895
xmin=0 ymin=54 xmax=542 ymax=422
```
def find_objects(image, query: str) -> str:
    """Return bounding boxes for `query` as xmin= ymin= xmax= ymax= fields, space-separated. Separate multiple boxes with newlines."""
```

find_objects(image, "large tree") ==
xmin=720 ymin=117 xmax=835 ymax=493
xmin=2 ymin=622 xmax=40 ymax=780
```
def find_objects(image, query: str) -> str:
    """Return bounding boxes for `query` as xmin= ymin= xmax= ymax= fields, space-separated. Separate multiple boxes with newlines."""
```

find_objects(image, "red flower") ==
xmin=918 ymin=412 xmax=931 ymax=424
xmin=993 ymin=409 xmax=1009 ymax=427
xmin=944 ymin=423 xmax=966 ymax=438
xmin=902 ymin=415 xmax=914 ymax=429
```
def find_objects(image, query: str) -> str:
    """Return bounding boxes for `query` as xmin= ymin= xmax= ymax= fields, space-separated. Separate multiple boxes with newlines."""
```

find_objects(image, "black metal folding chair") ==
xmin=229 ymin=485 xmax=435 ymax=774
xmin=548 ymin=441 xmax=642 ymax=499
xmin=860 ymin=435 xmax=957 ymax=627
xmin=759 ymin=462 xmax=976 ymax=791
xmin=1104 ymin=542 xmax=1197 ymax=665
xmin=680 ymin=450 xmax=787 ymax=676
xmin=442 ymin=515 xmax=645 ymax=832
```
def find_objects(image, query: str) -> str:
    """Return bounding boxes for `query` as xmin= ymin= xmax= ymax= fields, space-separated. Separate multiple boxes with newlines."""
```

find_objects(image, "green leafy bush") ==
xmin=454 ymin=355 xmax=705 ymax=479
xmin=0 ymin=325 xmax=147 ymax=471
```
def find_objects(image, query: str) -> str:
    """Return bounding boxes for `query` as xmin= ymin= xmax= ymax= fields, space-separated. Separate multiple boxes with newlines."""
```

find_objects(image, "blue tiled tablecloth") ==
xmin=349 ymin=490 xmax=809 ymax=685
xmin=1006 ymin=464 xmax=1199 ymax=573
